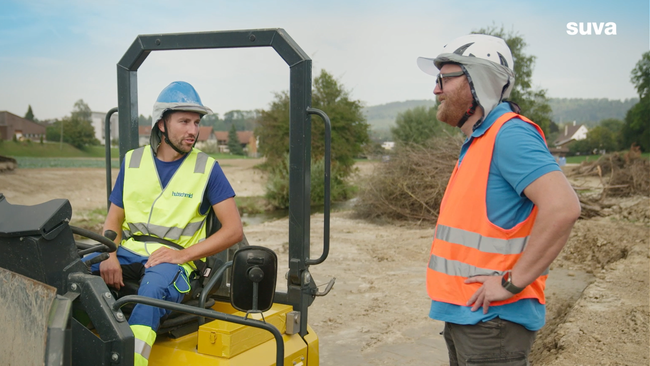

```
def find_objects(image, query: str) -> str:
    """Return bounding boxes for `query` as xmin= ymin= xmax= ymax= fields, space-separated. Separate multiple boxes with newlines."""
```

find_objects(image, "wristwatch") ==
xmin=501 ymin=270 xmax=525 ymax=294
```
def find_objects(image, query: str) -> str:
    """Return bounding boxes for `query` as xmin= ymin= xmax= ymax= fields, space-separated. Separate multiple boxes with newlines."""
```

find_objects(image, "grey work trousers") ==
xmin=443 ymin=318 xmax=537 ymax=366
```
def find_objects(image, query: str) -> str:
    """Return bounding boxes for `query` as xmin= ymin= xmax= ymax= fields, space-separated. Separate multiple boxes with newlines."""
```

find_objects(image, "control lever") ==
xmin=82 ymin=230 xmax=118 ymax=269
xmin=86 ymin=253 xmax=110 ymax=267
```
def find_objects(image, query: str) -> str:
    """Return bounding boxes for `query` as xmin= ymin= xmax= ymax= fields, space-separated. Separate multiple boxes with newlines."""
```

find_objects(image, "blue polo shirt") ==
xmin=429 ymin=102 xmax=560 ymax=331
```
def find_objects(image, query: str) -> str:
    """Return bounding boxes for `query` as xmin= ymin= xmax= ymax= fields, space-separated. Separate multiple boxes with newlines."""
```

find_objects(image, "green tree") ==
xmin=622 ymin=100 xmax=649 ymax=151
xmin=630 ymin=51 xmax=650 ymax=99
xmin=224 ymin=110 xmax=258 ymax=131
xmin=46 ymin=120 xmax=62 ymax=142
xmin=587 ymin=126 xmax=618 ymax=153
xmin=599 ymin=118 xmax=624 ymax=134
xmin=46 ymin=117 xmax=98 ymax=149
xmin=622 ymin=52 xmax=650 ymax=151
xmin=45 ymin=100 xmax=99 ymax=149
xmin=390 ymin=105 xmax=455 ymax=146
xmin=138 ymin=114 xmax=152 ymax=126
xmin=265 ymin=154 xmax=353 ymax=208
xmin=202 ymin=113 xmax=222 ymax=130
xmin=227 ymin=124 xmax=244 ymax=155
xmin=71 ymin=99 xmax=92 ymax=122
xmin=311 ymin=70 xmax=370 ymax=174
xmin=473 ymin=26 xmax=553 ymax=134
xmin=569 ymin=124 xmax=620 ymax=155
xmin=599 ymin=118 xmax=624 ymax=150
xmin=256 ymin=69 xmax=369 ymax=176
xmin=24 ymin=105 xmax=35 ymax=122
xmin=256 ymin=69 xmax=369 ymax=207
xmin=256 ymin=91 xmax=290 ymax=165
xmin=65 ymin=116 xmax=99 ymax=148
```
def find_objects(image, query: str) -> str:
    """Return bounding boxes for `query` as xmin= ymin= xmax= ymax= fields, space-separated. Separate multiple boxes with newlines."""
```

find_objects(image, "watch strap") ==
xmin=501 ymin=270 xmax=525 ymax=294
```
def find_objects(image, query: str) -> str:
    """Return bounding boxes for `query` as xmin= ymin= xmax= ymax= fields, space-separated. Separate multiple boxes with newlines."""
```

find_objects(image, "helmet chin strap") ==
xmin=456 ymin=100 xmax=478 ymax=128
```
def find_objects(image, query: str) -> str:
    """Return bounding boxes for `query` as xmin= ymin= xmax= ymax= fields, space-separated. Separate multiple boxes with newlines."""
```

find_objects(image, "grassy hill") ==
xmin=363 ymin=99 xmax=436 ymax=132
xmin=0 ymin=141 xmax=117 ymax=158
xmin=548 ymin=97 xmax=638 ymax=126
xmin=363 ymin=97 xmax=639 ymax=137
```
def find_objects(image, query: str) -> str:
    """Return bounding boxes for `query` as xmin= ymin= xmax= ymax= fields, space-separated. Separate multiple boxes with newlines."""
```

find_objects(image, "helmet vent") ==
xmin=453 ymin=42 xmax=474 ymax=55
xmin=497 ymin=52 xmax=509 ymax=68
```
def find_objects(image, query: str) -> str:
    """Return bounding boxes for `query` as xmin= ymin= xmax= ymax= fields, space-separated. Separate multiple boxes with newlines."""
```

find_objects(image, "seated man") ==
xmin=87 ymin=81 xmax=243 ymax=366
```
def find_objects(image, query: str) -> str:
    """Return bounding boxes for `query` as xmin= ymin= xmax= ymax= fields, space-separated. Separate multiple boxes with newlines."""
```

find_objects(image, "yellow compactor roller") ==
xmin=0 ymin=29 xmax=334 ymax=366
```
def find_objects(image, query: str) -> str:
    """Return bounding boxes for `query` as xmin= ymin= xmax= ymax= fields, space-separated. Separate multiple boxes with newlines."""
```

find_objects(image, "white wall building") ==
xmin=91 ymin=111 xmax=119 ymax=145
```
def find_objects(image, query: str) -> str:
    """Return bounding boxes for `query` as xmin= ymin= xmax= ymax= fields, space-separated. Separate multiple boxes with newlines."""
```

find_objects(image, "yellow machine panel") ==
xmin=198 ymin=304 xmax=289 ymax=358
xmin=148 ymin=302 xmax=319 ymax=366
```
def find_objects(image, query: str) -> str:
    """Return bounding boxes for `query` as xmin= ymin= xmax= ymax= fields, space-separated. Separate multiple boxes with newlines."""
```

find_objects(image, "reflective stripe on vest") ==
xmin=121 ymin=146 xmax=214 ymax=263
xmin=426 ymin=112 xmax=548 ymax=306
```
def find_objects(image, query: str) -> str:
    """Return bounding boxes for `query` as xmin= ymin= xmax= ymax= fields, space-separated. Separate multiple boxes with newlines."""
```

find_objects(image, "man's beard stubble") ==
xmin=436 ymin=85 xmax=474 ymax=128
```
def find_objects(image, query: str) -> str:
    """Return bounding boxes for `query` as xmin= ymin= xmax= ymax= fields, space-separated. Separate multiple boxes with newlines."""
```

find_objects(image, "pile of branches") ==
xmin=570 ymin=146 xmax=650 ymax=198
xmin=353 ymin=135 xmax=463 ymax=224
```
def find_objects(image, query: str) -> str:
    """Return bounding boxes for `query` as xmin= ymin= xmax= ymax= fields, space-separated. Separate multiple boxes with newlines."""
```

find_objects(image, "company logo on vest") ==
xmin=172 ymin=191 xmax=194 ymax=199
xmin=566 ymin=22 xmax=617 ymax=35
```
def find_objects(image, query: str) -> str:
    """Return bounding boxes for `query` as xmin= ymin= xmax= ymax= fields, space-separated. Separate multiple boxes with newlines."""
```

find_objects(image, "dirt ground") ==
xmin=1 ymin=160 xmax=648 ymax=365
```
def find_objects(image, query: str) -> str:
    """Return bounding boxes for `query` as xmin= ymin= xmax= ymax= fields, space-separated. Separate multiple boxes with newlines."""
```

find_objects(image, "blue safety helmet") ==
xmin=150 ymin=81 xmax=213 ymax=150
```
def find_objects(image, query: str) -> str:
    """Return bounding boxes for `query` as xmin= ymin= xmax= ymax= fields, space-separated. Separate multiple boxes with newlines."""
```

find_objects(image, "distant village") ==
xmin=0 ymin=110 xmax=258 ymax=157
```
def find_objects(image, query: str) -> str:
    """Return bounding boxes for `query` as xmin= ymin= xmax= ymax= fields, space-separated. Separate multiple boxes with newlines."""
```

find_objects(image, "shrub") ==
xmin=265 ymin=154 xmax=354 ymax=209
xmin=354 ymin=134 xmax=463 ymax=223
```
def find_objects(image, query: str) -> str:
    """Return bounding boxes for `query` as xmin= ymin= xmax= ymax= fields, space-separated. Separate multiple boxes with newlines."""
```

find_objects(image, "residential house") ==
xmin=0 ymin=111 xmax=46 ymax=141
xmin=91 ymin=111 xmax=119 ymax=145
xmin=136 ymin=125 xmax=256 ymax=155
xmin=213 ymin=130 xmax=258 ymax=156
xmin=196 ymin=126 xmax=217 ymax=150
xmin=554 ymin=122 xmax=588 ymax=148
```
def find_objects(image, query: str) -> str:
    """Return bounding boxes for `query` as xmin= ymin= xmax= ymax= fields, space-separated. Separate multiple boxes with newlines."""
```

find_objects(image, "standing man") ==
xmin=417 ymin=35 xmax=581 ymax=365
xmin=89 ymin=81 xmax=243 ymax=366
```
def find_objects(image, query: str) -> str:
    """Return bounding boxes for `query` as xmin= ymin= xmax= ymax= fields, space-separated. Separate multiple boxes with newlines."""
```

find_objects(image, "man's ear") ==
xmin=157 ymin=119 xmax=165 ymax=133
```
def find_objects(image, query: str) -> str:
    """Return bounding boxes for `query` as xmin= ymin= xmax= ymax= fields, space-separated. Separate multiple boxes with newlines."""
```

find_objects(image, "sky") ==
xmin=0 ymin=0 xmax=648 ymax=121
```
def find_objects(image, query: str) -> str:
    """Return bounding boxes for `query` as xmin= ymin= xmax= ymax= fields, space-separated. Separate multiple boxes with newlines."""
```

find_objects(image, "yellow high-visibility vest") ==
xmin=120 ymin=146 xmax=214 ymax=273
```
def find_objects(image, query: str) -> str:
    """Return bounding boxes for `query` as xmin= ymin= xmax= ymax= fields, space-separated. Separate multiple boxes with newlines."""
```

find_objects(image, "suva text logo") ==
xmin=172 ymin=191 xmax=194 ymax=199
xmin=566 ymin=22 xmax=617 ymax=35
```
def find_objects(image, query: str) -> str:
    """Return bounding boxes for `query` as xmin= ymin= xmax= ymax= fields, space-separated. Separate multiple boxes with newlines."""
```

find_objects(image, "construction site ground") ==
xmin=0 ymin=159 xmax=647 ymax=365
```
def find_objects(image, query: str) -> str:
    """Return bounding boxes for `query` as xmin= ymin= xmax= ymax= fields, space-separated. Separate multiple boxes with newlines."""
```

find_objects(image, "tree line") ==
xmin=547 ymin=98 xmax=638 ymax=126
xmin=137 ymin=109 xmax=258 ymax=132
xmin=43 ymin=100 xmax=99 ymax=149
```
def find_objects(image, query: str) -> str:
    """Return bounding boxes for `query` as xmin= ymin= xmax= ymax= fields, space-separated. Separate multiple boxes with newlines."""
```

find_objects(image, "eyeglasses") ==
xmin=436 ymin=71 xmax=465 ymax=91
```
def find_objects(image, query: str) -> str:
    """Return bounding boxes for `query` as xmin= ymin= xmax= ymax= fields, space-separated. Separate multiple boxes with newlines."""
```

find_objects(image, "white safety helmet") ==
xmin=417 ymin=34 xmax=516 ymax=127
xmin=150 ymin=81 xmax=213 ymax=151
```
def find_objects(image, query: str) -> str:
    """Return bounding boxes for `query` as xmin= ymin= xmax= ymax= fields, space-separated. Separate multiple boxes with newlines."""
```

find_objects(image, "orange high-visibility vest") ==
xmin=427 ymin=112 xmax=548 ymax=306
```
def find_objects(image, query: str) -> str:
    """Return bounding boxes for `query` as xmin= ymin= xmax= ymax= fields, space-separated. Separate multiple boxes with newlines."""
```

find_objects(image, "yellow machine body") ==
xmin=149 ymin=303 xmax=319 ymax=366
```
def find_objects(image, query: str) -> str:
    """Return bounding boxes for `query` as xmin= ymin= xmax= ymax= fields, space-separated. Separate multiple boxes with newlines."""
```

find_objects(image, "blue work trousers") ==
xmin=84 ymin=247 xmax=190 ymax=330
